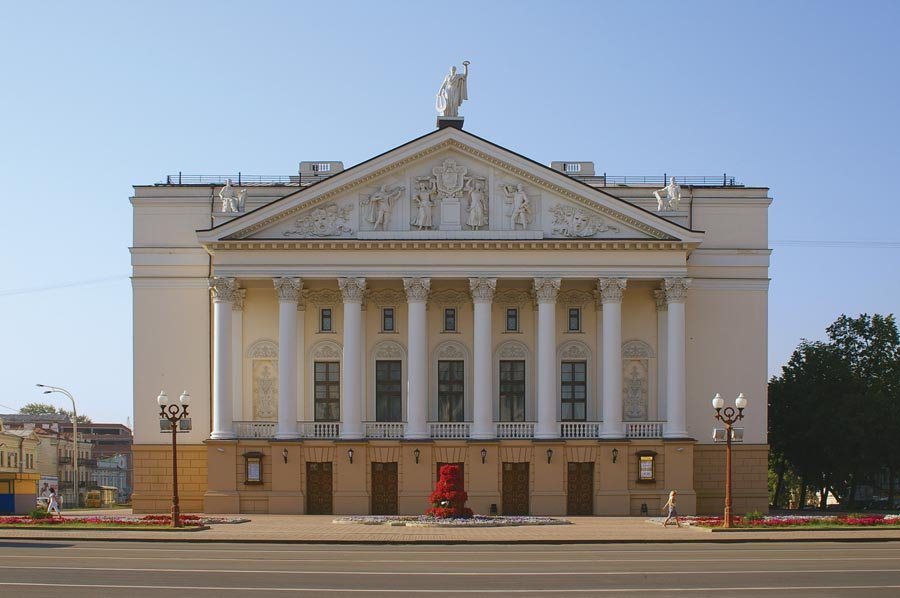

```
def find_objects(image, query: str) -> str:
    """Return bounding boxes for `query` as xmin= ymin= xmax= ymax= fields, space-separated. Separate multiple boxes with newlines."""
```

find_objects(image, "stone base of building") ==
xmin=131 ymin=440 xmax=768 ymax=516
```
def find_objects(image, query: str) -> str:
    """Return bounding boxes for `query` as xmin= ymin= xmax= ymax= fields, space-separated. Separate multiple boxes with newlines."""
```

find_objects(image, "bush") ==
xmin=425 ymin=464 xmax=473 ymax=519
xmin=744 ymin=510 xmax=764 ymax=522
xmin=29 ymin=507 xmax=52 ymax=519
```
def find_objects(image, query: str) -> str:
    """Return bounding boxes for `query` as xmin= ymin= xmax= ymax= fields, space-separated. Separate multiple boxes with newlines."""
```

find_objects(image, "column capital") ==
xmin=597 ymin=277 xmax=627 ymax=304
xmin=653 ymin=289 xmax=667 ymax=312
xmin=533 ymin=277 xmax=561 ymax=304
xmin=209 ymin=277 xmax=238 ymax=303
xmin=338 ymin=277 xmax=367 ymax=303
xmin=273 ymin=277 xmax=303 ymax=302
xmin=402 ymin=277 xmax=431 ymax=303
xmin=232 ymin=289 xmax=247 ymax=312
xmin=663 ymin=277 xmax=692 ymax=304
xmin=469 ymin=277 xmax=497 ymax=304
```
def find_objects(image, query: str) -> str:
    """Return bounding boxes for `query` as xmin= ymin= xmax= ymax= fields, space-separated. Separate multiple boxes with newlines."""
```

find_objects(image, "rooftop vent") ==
xmin=550 ymin=161 xmax=595 ymax=176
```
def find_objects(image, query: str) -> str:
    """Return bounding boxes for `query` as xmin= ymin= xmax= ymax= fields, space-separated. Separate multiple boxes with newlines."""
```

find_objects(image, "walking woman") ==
xmin=47 ymin=488 xmax=61 ymax=516
xmin=662 ymin=489 xmax=681 ymax=527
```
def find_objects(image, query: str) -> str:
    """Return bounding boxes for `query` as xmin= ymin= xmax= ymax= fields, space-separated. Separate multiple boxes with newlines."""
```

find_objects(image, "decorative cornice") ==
xmin=598 ymin=278 xmax=627 ymax=304
xmin=273 ymin=277 xmax=303 ymax=302
xmin=338 ymin=277 xmax=367 ymax=303
xmin=558 ymin=289 xmax=594 ymax=307
xmin=664 ymin=277 xmax=691 ymax=304
xmin=208 ymin=239 xmax=691 ymax=252
xmin=220 ymin=135 xmax=679 ymax=242
xmin=209 ymin=277 xmax=238 ymax=303
xmin=493 ymin=289 xmax=533 ymax=308
xmin=653 ymin=289 xmax=667 ymax=312
xmin=430 ymin=289 xmax=471 ymax=307
xmin=232 ymin=289 xmax=247 ymax=312
xmin=402 ymin=277 xmax=431 ymax=303
xmin=533 ymin=278 xmax=561 ymax=304
xmin=306 ymin=288 xmax=341 ymax=307
xmin=469 ymin=277 xmax=497 ymax=303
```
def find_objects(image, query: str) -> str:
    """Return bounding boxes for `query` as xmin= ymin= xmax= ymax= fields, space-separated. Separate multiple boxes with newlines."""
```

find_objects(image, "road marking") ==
xmin=1 ymin=582 xmax=900 ymax=593
xmin=2 ymin=565 xmax=900 ymax=576
xmin=1 ymin=554 xmax=899 ymax=564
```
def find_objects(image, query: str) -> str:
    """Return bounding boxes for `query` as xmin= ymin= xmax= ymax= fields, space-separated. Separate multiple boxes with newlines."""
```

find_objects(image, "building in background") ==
xmin=59 ymin=423 xmax=133 ymax=503
xmin=0 ymin=418 xmax=40 ymax=514
xmin=131 ymin=118 xmax=771 ymax=516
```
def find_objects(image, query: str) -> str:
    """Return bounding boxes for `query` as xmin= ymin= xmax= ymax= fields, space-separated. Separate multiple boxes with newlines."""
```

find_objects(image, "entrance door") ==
xmin=502 ymin=462 xmax=530 ymax=515
xmin=567 ymin=462 xmax=594 ymax=516
xmin=371 ymin=462 xmax=398 ymax=515
xmin=306 ymin=462 xmax=333 ymax=515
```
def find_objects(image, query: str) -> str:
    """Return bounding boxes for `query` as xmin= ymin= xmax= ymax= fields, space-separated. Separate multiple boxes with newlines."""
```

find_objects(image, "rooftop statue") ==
xmin=436 ymin=61 xmax=470 ymax=117
xmin=219 ymin=179 xmax=247 ymax=213
xmin=654 ymin=176 xmax=682 ymax=211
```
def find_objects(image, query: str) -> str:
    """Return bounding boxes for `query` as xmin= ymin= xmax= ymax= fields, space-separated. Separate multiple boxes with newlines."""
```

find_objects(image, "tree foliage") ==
xmin=19 ymin=402 xmax=92 ymax=424
xmin=769 ymin=314 xmax=900 ymax=508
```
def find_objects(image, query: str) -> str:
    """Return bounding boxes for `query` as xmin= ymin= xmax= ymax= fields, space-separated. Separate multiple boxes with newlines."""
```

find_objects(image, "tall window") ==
xmin=561 ymin=361 xmax=587 ymax=421
xmin=382 ymin=308 xmax=395 ymax=332
xmin=320 ymin=308 xmax=333 ymax=332
xmin=444 ymin=308 xmax=457 ymax=332
xmin=375 ymin=360 xmax=402 ymax=422
xmin=506 ymin=308 xmax=519 ymax=332
xmin=499 ymin=360 xmax=526 ymax=421
xmin=314 ymin=361 xmax=340 ymax=421
xmin=568 ymin=308 xmax=581 ymax=332
xmin=438 ymin=360 xmax=465 ymax=422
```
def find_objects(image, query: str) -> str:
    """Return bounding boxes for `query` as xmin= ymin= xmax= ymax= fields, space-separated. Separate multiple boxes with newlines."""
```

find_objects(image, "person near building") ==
xmin=47 ymin=488 xmax=61 ymax=516
xmin=662 ymin=489 xmax=680 ymax=527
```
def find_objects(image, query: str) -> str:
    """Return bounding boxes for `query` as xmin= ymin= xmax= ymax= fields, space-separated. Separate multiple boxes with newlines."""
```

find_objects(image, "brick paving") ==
xmin=2 ymin=510 xmax=900 ymax=543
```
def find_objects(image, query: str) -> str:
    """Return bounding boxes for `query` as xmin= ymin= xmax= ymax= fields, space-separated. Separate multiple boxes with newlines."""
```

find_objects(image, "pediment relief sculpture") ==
xmin=550 ymin=204 xmax=619 ymax=238
xmin=362 ymin=184 xmax=405 ymax=230
xmin=411 ymin=177 xmax=436 ymax=229
xmin=283 ymin=203 xmax=353 ymax=237
xmin=499 ymin=183 xmax=533 ymax=230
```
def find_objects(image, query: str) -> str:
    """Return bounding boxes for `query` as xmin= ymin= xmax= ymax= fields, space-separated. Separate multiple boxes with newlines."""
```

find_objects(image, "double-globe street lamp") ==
xmin=157 ymin=390 xmax=190 ymax=528
xmin=712 ymin=392 xmax=747 ymax=528
xmin=35 ymin=384 xmax=79 ymax=507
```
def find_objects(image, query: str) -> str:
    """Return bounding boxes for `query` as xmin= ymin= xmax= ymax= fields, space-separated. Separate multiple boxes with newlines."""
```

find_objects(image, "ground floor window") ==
xmin=375 ymin=360 xmax=402 ymax=422
xmin=499 ymin=360 xmax=526 ymax=422
xmin=314 ymin=361 xmax=340 ymax=421
xmin=438 ymin=360 xmax=465 ymax=422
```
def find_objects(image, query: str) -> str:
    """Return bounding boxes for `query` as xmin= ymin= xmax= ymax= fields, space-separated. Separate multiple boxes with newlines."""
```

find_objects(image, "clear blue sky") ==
xmin=1 ymin=1 xmax=898 ymax=424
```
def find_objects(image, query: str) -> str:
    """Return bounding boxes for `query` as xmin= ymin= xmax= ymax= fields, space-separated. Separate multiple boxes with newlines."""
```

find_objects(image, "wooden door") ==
xmin=502 ymin=462 xmax=530 ymax=515
xmin=306 ymin=462 xmax=333 ymax=515
xmin=567 ymin=462 xmax=594 ymax=516
xmin=371 ymin=462 xmax=398 ymax=515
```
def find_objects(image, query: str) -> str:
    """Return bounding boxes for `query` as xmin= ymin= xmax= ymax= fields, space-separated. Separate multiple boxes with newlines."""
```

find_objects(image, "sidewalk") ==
xmin=3 ymin=511 xmax=900 ymax=544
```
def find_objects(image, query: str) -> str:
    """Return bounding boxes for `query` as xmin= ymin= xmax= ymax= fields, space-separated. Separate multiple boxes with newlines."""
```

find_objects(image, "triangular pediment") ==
xmin=198 ymin=128 xmax=703 ymax=245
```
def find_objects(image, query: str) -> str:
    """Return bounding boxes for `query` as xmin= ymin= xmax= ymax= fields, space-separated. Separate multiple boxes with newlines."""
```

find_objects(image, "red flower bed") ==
xmin=425 ymin=464 xmax=473 ymax=519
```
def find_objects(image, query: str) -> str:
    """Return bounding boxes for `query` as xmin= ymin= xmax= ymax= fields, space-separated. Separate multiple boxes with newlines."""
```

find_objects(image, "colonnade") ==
xmin=207 ymin=275 xmax=690 ymax=440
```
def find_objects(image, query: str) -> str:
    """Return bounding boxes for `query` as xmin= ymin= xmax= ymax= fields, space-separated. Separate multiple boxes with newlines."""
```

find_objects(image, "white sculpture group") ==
xmin=500 ymin=183 xmax=532 ymax=229
xmin=436 ymin=61 xmax=469 ymax=117
xmin=654 ymin=177 xmax=682 ymax=211
xmin=219 ymin=180 xmax=247 ymax=213
xmin=362 ymin=184 xmax=405 ymax=230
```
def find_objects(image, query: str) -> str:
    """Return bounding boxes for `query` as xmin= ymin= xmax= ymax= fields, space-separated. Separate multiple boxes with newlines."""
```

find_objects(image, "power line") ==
xmin=0 ymin=275 xmax=128 ymax=298
xmin=770 ymin=240 xmax=900 ymax=248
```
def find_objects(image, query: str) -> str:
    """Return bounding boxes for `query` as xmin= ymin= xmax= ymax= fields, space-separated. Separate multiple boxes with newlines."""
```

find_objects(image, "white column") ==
xmin=274 ymin=277 xmax=302 ymax=439
xmin=594 ymin=296 xmax=603 ymax=423
xmin=664 ymin=277 xmax=691 ymax=438
xmin=210 ymin=277 xmax=237 ymax=439
xmin=599 ymin=278 xmax=626 ymax=438
xmin=403 ymin=277 xmax=431 ymax=439
xmin=534 ymin=277 xmax=561 ymax=439
xmin=469 ymin=277 xmax=496 ymax=439
xmin=296 ymin=299 xmax=306 ymax=423
xmin=231 ymin=289 xmax=245 ymax=423
xmin=654 ymin=290 xmax=668 ymax=422
xmin=339 ymin=277 xmax=366 ymax=439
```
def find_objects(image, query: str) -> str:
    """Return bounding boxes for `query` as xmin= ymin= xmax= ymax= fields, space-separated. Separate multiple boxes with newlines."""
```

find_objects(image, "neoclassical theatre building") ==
xmin=131 ymin=120 xmax=771 ymax=516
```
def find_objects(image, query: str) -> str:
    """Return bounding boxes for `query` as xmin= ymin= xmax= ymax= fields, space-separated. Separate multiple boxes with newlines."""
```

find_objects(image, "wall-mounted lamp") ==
xmin=546 ymin=448 xmax=553 ymax=464
xmin=347 ymin=448 xmax=354 ymax=464
xmin=282 ymin=448 xmax=289 ymax=464
xmin=413 ymin=448 xmax=420 ymax=464
xmin=612 ymin=448 xmax=619 ymax=464
xmin=480 ymin=448 xmax=487 ymax=464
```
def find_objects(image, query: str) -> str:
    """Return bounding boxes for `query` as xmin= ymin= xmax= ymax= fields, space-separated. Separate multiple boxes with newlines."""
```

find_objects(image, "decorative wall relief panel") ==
xmin=252 ymin=360 xmax=278 ymax=420
xmin=622 ymin=340 xmax=654 ymax=422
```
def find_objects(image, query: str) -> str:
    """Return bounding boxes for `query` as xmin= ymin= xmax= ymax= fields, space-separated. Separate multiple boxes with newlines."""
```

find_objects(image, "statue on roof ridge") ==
xmin=436 ymin=61 xmax=470 ymax=117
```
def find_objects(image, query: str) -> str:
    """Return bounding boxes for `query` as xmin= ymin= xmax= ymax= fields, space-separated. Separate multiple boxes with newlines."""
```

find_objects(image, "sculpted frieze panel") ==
xmin=252 ymin=360 xmax=278 ymax=421
xmin=549 ymin=204 xmax=619 ymax=238
xmin=283 ymin=203 xmax=354 ymax=238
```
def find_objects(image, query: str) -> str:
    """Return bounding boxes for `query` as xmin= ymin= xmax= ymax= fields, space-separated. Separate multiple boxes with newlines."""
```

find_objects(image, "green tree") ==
xmin=19 ymin=402 xmax=92 ymax=424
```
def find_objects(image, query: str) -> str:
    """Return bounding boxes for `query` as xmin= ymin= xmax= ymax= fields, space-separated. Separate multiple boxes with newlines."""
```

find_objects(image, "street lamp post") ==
xmin=36 ymin=384 xmax=79 ymax=508
xmin=712 ymin=392 xmax=747 ymax=528
xmin=157 ymin=390 xmax=190 ymax=528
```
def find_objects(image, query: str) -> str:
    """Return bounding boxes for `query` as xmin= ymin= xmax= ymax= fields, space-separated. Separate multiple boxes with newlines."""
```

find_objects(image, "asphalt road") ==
xmin=1 ymin=540 xmax=900 ymax=597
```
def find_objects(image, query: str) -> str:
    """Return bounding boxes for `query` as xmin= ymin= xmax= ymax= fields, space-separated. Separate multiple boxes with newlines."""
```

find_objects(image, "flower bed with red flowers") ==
xmin=682 ymin=513 xmax=900 ymax=529
xmin=425 ymin=464 xmax=473 ymax=519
